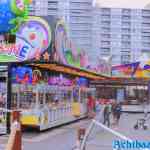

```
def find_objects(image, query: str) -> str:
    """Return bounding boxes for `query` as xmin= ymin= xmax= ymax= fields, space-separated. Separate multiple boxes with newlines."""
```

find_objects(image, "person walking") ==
xmin=87 ymin=95 xmax=96 ymax=118
xmin=114 ymin=102 xmax=122 ymax=127
xmin=103 ymin=103 xmax=111 ymax=127
xmin=95 ymin=99 xmax=101 ymax=120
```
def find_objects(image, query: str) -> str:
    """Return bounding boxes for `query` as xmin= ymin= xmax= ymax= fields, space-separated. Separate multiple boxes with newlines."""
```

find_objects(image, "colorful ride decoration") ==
xmin=0 ymin=0 xmax=110 ymax=76
xmin=54 ymin=19 xmax=89 ymax=68
xmin=54 ymin=19 xmax=111 ymax=76
xmin=11 ymin=66 xmax=32 ymax=84
xmin=0 ymin=0 xmax=52 ymax=62
xmin=11 ymin=66 xmax=43 ymax=85
xmin=112 ymin=61 xmax=150 ymax=78
xmin=16 ymin=16 xmax=51 ymax=61
xmin=0 ymin=0 xmax=31 ymax=34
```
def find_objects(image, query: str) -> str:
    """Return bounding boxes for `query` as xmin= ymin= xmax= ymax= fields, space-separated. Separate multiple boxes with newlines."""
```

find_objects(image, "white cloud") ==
xmin=96 ymin=0 xmax=150 ymax=9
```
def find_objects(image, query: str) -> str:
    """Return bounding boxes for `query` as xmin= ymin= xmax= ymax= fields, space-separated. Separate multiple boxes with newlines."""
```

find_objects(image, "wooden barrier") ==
xmin=5 ymin=111 xmax=22 ymax=150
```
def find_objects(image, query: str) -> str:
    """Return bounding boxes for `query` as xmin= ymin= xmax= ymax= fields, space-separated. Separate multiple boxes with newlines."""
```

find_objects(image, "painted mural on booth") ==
xmin=0 ymin=1 xmax=111 ymax=76
xmin=0 ymin=0 xmax=52 ymax=62
xmin=112 ymin=61 xmax=150 ymax=78
xmin=54 ymin=19 xmax=111 ymax=76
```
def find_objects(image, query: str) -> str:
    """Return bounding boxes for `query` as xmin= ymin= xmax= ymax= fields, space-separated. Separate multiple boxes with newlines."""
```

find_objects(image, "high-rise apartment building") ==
xmin=29 ymin=0 xmax=93 ymax=61
xmin=92 ymin=7 xmax=150 ymax=65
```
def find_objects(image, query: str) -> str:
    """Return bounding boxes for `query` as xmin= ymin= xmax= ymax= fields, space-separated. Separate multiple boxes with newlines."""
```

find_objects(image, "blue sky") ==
xmin=96 ymin=0 xmax=150 ymax=8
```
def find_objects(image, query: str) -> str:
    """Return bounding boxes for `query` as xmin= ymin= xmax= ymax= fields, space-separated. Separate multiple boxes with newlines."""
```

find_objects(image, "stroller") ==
xmin=134 ymin=114 xmax=150 ymax=130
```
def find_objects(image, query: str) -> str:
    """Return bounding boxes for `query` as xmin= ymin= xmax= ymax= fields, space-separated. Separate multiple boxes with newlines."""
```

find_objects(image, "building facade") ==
xmin=92 ymin=7 xmax=150 ymax=65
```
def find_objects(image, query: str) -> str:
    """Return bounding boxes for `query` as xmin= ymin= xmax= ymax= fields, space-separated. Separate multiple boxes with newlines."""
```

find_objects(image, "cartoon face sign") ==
xmin=16 ymin=16 xmax=51 ymax=60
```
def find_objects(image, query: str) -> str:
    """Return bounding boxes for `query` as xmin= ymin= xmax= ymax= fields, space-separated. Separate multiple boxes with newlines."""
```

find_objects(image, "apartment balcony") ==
xmin=70 ymin=12 xmax=91 ymax=17
xmin=101 ymin=37 xmax=111 ymax=41
xmin=48 ymin=3 xmax=58 ymax=9
xmin=101 ymin=42 xmax=111 ymax=47
xmin=121 ymin=30 xmax=131 ymax=34
xmin=100 ymin=53 xmax=110 ymax=57
xmin=47 ymin=10 xmax=58 ymax=15
xmin=101 ymin=8 xmax=111 ymax=14
xmin=142 ymin=17 xmax=150 ymax=23
xmin=121 ymin=45 xmax=131 ymax=49
xmin=70 ymin=5 xmax=91 ymax=11
xmin=70 ymin=19 xmax=91 ymax=24
xmin=142 ymin=10 xmax=150 ymax=17
xmin=70 ymin=25 xmax=91 ymax=31
xmin=122 ymin=9 xmax=131 ymax=16
xmin=142 ymin=38 xmax=150 ymax=42
xmin=101 ymin=18 xmax=111 ymax=22
xmin=70 ymin=34 xmax=91 ymax=39
xmin=122 ymin=25 xmax=131 ymax=29
xmin=142 ymin=42 xmax=150 ymax=48
xmin=101 ymin=27 xmax=111 ymax=33
xmin=70 ymin=0 xmax=92 ymax=3
xmin=70 ymin=16 xmax=91 ymax=21
xmin=121 ymin=16 xmax=131 ymax=22
xmin=142 ymin=26 xmax=150 ymax=30
xmin=141 ymin=29 xmax=150 ymax=33
xmin=121 ymin=35 xmax=131 ymax=41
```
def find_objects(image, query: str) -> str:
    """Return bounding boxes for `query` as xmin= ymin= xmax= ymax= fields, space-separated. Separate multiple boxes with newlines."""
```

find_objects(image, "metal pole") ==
xmin=7 ymin=63 xmax=12 ymax=134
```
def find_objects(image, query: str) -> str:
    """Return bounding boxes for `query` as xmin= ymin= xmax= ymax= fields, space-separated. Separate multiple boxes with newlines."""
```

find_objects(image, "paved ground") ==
xmin=0 ymin=113 xmax=150 ymax=150
xmin=86 ymin=113 xmax=150 ymax=150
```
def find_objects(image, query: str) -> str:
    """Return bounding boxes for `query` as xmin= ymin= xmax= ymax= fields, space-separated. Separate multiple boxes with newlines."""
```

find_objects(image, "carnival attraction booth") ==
xmin=91 ymin=62 xmax=150 ymax=106
xmin=0 ymin=0 xmax=110 ymax=133
xmin=10 ymin=63 xmax=99 ymax=130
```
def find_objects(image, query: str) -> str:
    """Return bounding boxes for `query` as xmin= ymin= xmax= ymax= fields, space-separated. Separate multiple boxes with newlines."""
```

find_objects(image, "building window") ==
xmin=101 ymin=41 xmax=111 ymax=45
xmin=122 ymin=15 xmax=131 ymax=20
xmin=122 ymin=28 xmax=131 ymax=33
xmin=142 ymin=10 xmax=150 ymax=16
xmin=101 ymin=21 xmax=111 ymax=26
xmin=122 ymin=9 xmax=131 ymax=14
xmin=122 ymin=21 xmax=131 ymax=26
xmin=101 ymin=27 xmax=110 ymax=32
xmin=121 ymin=35 xmax=131 ymax=40
xmin=101 ymin=34 xmax=111 ymax=38
xmin=121 ymin=55 xmax=131 ymax=64
xmin=101 ymin=8 xmax=111 ymax=15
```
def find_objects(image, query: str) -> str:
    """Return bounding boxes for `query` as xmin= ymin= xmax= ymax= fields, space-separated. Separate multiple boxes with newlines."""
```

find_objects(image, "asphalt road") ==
xmin=0 ymin=113 xmax=150 ymax=150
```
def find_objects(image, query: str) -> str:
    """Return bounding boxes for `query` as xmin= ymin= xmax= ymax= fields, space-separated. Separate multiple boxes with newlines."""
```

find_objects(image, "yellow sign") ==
xmin=72 ymin=102 xmax=81 ymax=117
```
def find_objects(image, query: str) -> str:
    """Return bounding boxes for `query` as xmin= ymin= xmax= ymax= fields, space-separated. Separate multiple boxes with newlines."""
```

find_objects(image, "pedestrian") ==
xmin=87 ymin=95 xmax=96 ymax=118
xmin=113 ymin=102 xmax=122 ymax=127
xmin=103 ymin=103 xmax=111 ymax=127
xmin=95 ymin=99 xmax=101 ymax=120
